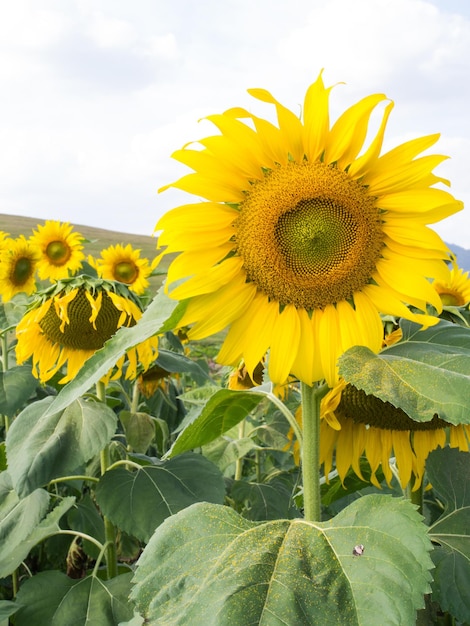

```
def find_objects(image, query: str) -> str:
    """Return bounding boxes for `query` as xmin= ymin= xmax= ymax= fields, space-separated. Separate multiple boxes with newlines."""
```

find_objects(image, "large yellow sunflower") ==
xmin=156 ymin=72 xmax=462 ymax=387
xmin=0 ymin=236 xmax=40 ymax=301
xmin=30 ymin=220 xmax=85 ymax=281
xmin=319 ymin=381 xmax=470 ymax=491
xmin=15 ymin=276 xmax=158 ymax=384
xmin=90 ymin=244 xmax=153 ymax=295
xmin=433 ymin=262 xmax=470 ymax=306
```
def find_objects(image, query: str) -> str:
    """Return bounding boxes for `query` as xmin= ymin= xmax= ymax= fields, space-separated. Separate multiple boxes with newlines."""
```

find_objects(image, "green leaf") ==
xmin=131 ymin=496 xmax=433 ymax=626
xmin=14 ymin=571 xmax=134 ymax=626
xmin=166 ymin=388 xmax=265 ymax=458
xmin=0 ymin=472 xmax=49 ymax=566
xmin=41 ymin=286 xmax=185 ymax=418
xmin=119 ymin=410 xmax=156 ymax=453
xmin=427 ymin=447 xmax=470 ymax=623
xmin=0 ymin=496 xmax=74 ymax=577
xmin=0 ymin=601 xmax=18 ymax=620
xmin=338 ymin=320 xmax=470 ymax=424
xmin=6 ymin=396 xmax=117 ymax=497
xmin=202 ymin=436 xmax=257 ymax=473
xmin=155 ymin=348 xmax=209 ymax=379
xmin=67 ymin=493 xmax=105 ymax=559
xmin=95 ymin=453 xmax=225 ymax=542
xmin=0 ymin=366 xmax=37 ymax=418
xmin=230 ymin=477 xmax=299 ymax=520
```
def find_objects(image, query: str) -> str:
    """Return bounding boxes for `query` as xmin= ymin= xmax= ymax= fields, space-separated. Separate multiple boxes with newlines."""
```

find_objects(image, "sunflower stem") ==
xmin=96 ymin=381 xmax=118 ymax=579
xmin=234 ymin=420 xmax=246 ymax=481
xmin=301 ymin=381 xmax=328 ymax=522
xmin=130 ymin=380 xmax=140 ymax=413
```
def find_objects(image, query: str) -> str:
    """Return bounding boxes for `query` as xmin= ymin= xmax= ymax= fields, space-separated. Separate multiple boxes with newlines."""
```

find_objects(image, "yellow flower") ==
xmin=30 ymin=220 xmax=85 ymax=281
xmin=0 ymin=231 xmax=10 ymax=251
xmin=156 ymin=72 xmax=462 ymax=387
xmin=0 ymin=236 xmax=40 ymax=301
xmin=228 ymin=361 xmax=264 ymax=390
xmin=319 ymin=382 xmax=470 ymax=491
xmin=433 ymin=263 xmax=470 ymax=307
xmin=90 ymin=244 xmax=153 ymax=295
xmin=15 ymin=276 xmax=158 ymax=384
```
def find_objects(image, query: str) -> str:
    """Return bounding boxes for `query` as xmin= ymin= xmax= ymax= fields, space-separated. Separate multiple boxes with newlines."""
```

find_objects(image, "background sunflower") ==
xmin=90 ymin=243 xmax=153 ymax=295
xmin=30 ymin=220 xmax=85 ymax=281
xmin=0 ymin=235 xmax=40 ymax=301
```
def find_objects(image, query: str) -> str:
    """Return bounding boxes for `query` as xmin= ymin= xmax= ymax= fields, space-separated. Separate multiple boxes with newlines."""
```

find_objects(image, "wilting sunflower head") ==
xmin=30 ymin=220 xmax=85 ymax=281
xmin=90 ymin=244 xmax=153 ymax=295
xmin=433 ymin=262 xmax=470 ymax=307
xmin=320 ymin=381 xmax=470 ymax=491
xmin=15 ymin=275 xmax=159 ymax=384
xmin=156 ymin=71 xmax=463 ymax=387
xmin=0 ymin=236 xmax=40 ymax=301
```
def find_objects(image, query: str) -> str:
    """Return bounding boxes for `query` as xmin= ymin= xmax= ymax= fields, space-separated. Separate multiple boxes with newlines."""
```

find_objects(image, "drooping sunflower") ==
xmin=319 ymin=381 xmax=470 ymax=491
xmin=90 ymin=244 xmax=153 ymax=295
xmin=156 ymin=72 xmax=462 ymax=387
xmin=15 ymin=276 xmax=158 ymax=384
xmin=0 ymin=236 xmax=40 ymax=301
xmin=433 ymin=262 xmax=470 ymax=307
xmin=30 ymin=220 xmax=85 ymax=281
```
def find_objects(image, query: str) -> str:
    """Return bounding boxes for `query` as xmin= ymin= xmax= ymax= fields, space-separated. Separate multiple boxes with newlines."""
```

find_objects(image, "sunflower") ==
xmin=319 ymin=381 xmax=470 ymax=491
xmin=90 ymin=244 xmax=153 ymax=295
xmin=156 ymin=72 xmax=462 ymax=387
xmin=433 ymin=262 xmax=470 ymax=307
xmin=0 ymin=236 xmax=40 ymax=301
xmin=30 ymin=220 xmax=85 ymax=281
xmin=15 ymin=276 xmax=159 ymax=384
xmin=0 ymin=231 xmax=10 ymax=250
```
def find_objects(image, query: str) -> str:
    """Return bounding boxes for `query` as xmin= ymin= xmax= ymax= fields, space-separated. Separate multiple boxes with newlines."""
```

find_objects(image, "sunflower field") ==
xmin=2 ymin=73 xmax=470 ymax=625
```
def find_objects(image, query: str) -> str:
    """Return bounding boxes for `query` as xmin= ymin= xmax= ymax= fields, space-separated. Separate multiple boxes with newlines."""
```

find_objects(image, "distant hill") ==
xmin=448 ymin=243 xmax=470 ymax=273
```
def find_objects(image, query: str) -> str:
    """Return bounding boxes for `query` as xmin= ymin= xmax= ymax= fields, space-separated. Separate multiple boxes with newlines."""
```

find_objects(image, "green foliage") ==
xmin=14 ymin=570 xmax=134 ymax=626
xmin=131 ymin=497 xmax=433 ymax=625
xmin=426 ymin=447 xmax=470 ymax=623
xmin=95 ymin=453 xmax=226 ymax=542
xmin=6 ymin=397 xmax=117 ymax=497
xmin=338 ymin=319 xmax=470 ymax=424
xmin=166 ymin=388 xmax=265 ymax=457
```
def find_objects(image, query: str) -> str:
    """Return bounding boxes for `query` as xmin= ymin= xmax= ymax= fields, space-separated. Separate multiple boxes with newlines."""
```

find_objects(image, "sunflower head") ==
xmin=15 ymin=275 xmax=158 ymax=384
xmin=320 ymin=381 xmax=470 ymax=491
xmin=30 ymin=220 xmax=85 ymax=281
xmin=156 ymin=72 xmax=462 ymax=387
xmin=90 ymin=244 xmax=153 ymax=295
xmin=433 ymin=262 xmax=470 ymax=307
xmin=0 ymin=236 xmax=40 ymax=301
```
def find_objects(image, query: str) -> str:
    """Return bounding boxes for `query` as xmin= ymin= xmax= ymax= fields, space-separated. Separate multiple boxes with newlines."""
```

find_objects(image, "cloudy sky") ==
xmin=1 ymin=0 xmax=470 ymax=249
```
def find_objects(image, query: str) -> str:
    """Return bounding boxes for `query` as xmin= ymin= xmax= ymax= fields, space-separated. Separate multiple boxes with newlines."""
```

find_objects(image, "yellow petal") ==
xmin=325 ymin=94 xmax=388 ymax=169
xmin=366 ymin=155 xmax=448 ymax=195
xmin=166 ymin=243 xmax=234 ymax=289
xmin=248 ymin=88 xmax=304 ymax=162
xmin=268 ymin=304 xmax=301 ymax=383
xmin=169 ymin=256 xmax=243 ymax=301
xmin=303 ymin=71 xmax=333 ymax=162
xmin=348 ymin=101 xmax=394 ymax=178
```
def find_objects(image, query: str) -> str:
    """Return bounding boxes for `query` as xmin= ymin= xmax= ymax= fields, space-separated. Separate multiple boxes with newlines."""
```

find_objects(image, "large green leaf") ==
xmin=0 ymin=496 xmax=74 ymax=577
xmin=0 ymin=472 xmax=49 ymax=560
xmin=131 ymin=496 xmax=433 ymax=625
xmin=41 ymin=286 xmax=185 ymax=418
xmin=67 ymin=493 xmax=105 ymax=559
xmin=6 ymin=396 xmax=117 ymax=497
xmin=95 ymin=453 xmax=225 ymax=542
xmin=338 ymin=320 xmax=470 ymax=424
xmin=229 ymin=477 xmax=299 ymax=521
xmin=427 ymin=447 xmax=470 ymax=623
xmin=14 ymin=571 xmax=134 ymax=626
xmin=166 ymin=388 xmax=265 ymax=458
xmin=0 ymin=366 xmax=37 ymax=418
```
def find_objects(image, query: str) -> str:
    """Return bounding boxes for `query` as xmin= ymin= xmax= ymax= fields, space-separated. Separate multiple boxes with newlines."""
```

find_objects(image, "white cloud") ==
xmin=0 ymin=0 xmax=469 ymax=250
